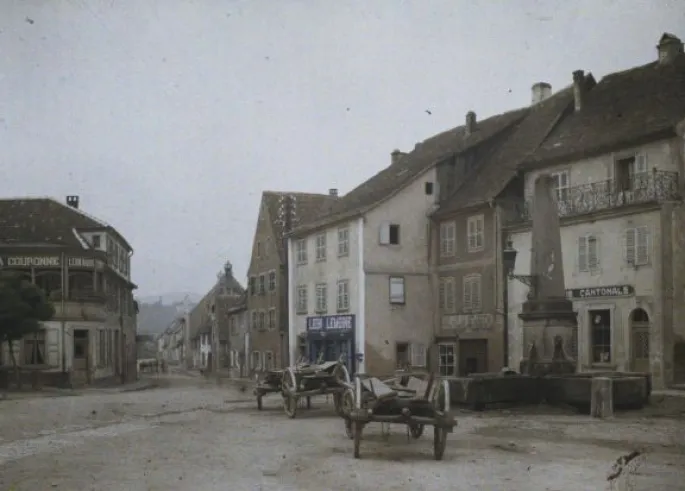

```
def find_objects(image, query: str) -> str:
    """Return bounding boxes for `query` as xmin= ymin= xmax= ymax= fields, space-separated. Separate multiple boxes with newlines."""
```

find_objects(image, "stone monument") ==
xmin=519 ymin=174 xmax=577 ymax=376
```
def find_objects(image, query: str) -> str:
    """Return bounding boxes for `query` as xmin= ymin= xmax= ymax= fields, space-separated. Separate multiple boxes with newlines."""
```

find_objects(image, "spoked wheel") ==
xmin=282 ymin=368 xmax=299 ymax=419
xmin=432 ymin=379 xmax=450 ymax=414
xmin=353 ymin=421 xmax=363 ymax=459
xmin=344 ymin=418 xmax=354 ymax=439
xmin=409 ymin=424 xmax=425 ymax=439
xmin=256 ymin=395 xmax=263 ymax=410
xmin=332 ymin=362 xmax=351 ymax=386
xmin=433 ymin=426 xmax=448 ymax=460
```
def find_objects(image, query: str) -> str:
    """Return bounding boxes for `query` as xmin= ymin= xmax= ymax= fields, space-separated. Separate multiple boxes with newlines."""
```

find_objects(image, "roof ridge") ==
xmin=263 ymin=190 xmax=337 ymax=198
xmin=0 ymin=195 xmax=111 ymax=229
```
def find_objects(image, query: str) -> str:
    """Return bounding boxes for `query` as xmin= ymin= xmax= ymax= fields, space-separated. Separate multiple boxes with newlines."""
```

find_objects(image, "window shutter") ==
xmin=636 ymin=226 xmax=649 ymax=265
xmin=463 ymin=278 xmax=472 ymax=310
xmin=625 ymin=229 xmax=636 ymax=264
xmin=635 ymin=153 xmax=648 ymax=173
xmin=446 ymin=278 xmax=455 ymax=313
xmin=588 ymin=236 xmax=599 ymax=270
xmin=438 ymin=278 xmax=445 ymax=310
xmin=578 ymin=236 xmax=588 ymax=271
xmin=379 ymin=223 xmax=390 ymax=245
xmin=471 ymin=277 xmax=481 ymax=311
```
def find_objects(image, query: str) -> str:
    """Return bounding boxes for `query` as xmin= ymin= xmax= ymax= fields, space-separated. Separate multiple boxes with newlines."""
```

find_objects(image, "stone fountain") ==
xmin=449 ymin=174 xmax=651 ymax=417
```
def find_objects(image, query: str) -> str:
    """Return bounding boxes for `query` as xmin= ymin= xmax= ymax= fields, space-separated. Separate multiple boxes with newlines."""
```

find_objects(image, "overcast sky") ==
xmin=1 ymin=0 xmax=683 ymax=299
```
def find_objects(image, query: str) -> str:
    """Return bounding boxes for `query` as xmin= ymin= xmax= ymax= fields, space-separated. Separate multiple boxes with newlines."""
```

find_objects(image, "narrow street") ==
xmin=1 ymin=374 xmax=684 ymax=491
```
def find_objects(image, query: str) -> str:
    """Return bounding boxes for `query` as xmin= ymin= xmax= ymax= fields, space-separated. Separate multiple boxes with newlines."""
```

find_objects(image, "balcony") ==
xmin=49 ymin=289 xmax=108 ymax=321
xmin=506 ymin=170 xmax=679 ymax=224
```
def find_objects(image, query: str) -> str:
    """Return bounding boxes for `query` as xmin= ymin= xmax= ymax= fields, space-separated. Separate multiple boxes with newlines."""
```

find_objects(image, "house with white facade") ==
xmin=506 ymin=33 xmax=685 ymax=389
xmin=286 ymin=111 xmax=539 ymax=376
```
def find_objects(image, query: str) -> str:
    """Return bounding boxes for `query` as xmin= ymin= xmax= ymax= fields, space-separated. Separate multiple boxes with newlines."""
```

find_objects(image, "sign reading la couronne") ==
xmin=0 ymin=256 xmax=96 ymax=268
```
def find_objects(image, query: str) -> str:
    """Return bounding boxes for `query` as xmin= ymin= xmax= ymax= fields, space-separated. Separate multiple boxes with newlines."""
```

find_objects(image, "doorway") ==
xmin=459 ymin=339 xmax=488 ymax=376
xmin=309 ymin=339 xmax=352 ymax=369
xmin=630 ymin=308 xmax=650 ymax=373
xmin=73 ymin=329 xmax=90 ymax=384
xmin=589 ymin=309 xmax=612 ymax=363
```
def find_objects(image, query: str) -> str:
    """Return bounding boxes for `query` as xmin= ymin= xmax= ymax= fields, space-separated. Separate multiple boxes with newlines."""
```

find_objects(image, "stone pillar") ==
xmin=590 ymin=377 xmax=614 ymax=418
xmin=519 ymin=174 xmax=577 ymax=376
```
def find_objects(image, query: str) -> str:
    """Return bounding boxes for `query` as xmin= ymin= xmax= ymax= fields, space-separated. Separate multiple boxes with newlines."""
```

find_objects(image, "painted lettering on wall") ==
xmin=566 ymin=285 xmax=634 ymax=299
xmin=0 ymin=256 xmax=96 ymax=269
xmin=443 ymin=313 xmax=493 ymax=332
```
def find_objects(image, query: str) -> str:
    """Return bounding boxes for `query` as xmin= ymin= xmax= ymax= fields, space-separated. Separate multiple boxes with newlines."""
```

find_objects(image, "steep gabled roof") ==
xmin=437 ymin=84 xmax=578 ymax=213
xmin=261 ymin=190 xmax=339 ymax=253
xmin=289 ymin=107 xmax=530 ymax=236
xmin=0 ymin=197 xmax=132 ymax=251
xmin=525 ymin=51 xmax=685 ymax=167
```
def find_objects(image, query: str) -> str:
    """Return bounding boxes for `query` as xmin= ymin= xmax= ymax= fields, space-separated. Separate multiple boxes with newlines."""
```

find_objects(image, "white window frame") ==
xmin=438 ymin=276 xmax=455 ymax=313
xmin=624 ymin=226 xmax=650 ymax=266
xmin=467 ymin=214 xmax=484 ymax=252
xmin=438 ymin=343 xmax=456 ymax=376
xmin=389 ymin=276 xmax=405 ymax=305
xmin=337 ymin=227 xmax=349 ymax=257
xmin=315 ymin=233 xmax=327 ymax=262
xmin=268 ymin=270 xmax=277 ymax=291
xmin=263 ymin=351 xmax=274 ymax=371
xmin=258 ymin=310 xmax=266 ymax=330
xmin=250 ymin=310 xmax=257 ymax=330
xmin=337 ymin=279 xmax=350 ymax=312
xmin=410 ymin=343 xmax=427 ymax=368
xmin=251 ymin=350 xmax=261 ymax=371
xmin=578 ymin=234 xmax=600 ymax=272
xmin=379 ymin=223 xmax=401 ymax=246
xmin=295 ymin=239 xmax=308 ymax=265
xmin=296 ymin=285 xmax=308 ymax=314
xmin=551 ymin=170 xmax=570 ymax=201
xmin=440 ymin=221 xmax=456 ymax=257
xmin=258 ymin=274 xmax=265 ymax=295
xmin=463 ymin=274 xmax=482 ymax=312
xmin=315 ymin=283 xmax=328 ymax=313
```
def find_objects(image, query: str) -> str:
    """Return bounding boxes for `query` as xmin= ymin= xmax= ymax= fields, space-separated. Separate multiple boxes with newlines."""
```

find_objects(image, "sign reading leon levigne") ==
xmin=0 ymin=256 xmax=97 ymax=268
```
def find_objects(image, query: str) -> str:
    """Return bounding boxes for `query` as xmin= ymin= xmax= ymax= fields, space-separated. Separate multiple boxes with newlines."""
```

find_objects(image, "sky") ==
xmin=1 ymin=0 xmax=683 ymax=299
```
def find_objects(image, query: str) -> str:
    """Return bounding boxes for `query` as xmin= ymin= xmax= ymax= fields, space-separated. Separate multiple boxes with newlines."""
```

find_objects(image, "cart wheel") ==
xmin=353 ymin=421 xmax=363 ymax=459
xmin=306 ymin=396 xmax=312 ymax=409
xmin=340 ymin=387 xmax=355 ymax=418
xmin=257 ymin=395 xmax=263 ymax=411
xmin=410 ymin=424 xmax=425 ymax=439
xmin=433 ymin=426 xmax=448 ymax=461
xmin=283 ymin=394 xmax=298 ymax=418
xmin=344 ymin=418 xmax=354 ymax=439
xmin=333 ymin=393 xmax=343 ymax=416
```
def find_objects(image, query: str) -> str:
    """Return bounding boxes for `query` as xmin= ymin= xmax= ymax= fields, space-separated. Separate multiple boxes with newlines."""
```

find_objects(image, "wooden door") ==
xmin=459 ymin=339 xmax=488 ymax=376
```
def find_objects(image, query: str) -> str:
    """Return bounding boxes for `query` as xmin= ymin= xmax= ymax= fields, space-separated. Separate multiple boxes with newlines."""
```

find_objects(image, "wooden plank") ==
xmin=362 ymin=377 xmax=397 ymax=400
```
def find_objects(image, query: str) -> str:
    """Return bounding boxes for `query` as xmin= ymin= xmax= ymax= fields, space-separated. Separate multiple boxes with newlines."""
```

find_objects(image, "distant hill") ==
xmin=137 ymin=292 xmax=203 ymax=306
xmin=135 ymin=294 xmax=198 ymax=335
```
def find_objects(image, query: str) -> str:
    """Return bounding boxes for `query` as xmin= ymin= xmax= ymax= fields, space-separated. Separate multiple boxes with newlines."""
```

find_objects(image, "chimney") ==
xmin=531 ymin=82 xmax=552 ymax=105
xmin=572 ymin=70 xmax=585 ymax=112
xmin=391 ymin=149 xmax=406 ymax=165
xmin=328 ymin=188 xmax=338 ymax=197
xmin=465 ymin=111 xmax=476 ymax=136
xmin=657 ymin=33 xmax=683 ymax=65
xmin=66 ymin=195 xmax=79 ymax=209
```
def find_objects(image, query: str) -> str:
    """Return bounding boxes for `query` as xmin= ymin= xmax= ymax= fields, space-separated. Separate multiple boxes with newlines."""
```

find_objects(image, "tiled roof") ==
xmin=438 ymin=84 xmax=579 ymax=212
xmin=290 ymin=107 xmax=530 ymax=236
xmin=0 ymin=197 xmax=131 ymax=250
xmin=262 ymin=191 xmax=339 ymax=253
xmin=525 ymin=51 xmax=685 ymax=166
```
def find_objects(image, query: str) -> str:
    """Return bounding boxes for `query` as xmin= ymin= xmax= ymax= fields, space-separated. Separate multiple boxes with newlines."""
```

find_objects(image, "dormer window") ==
xmin=92 ymin=234 xmax=101 ymax=248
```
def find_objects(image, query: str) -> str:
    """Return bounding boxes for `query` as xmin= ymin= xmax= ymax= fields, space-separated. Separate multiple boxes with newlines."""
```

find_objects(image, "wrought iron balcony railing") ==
xmin=505 ymin=169 xmax=679 ymax=224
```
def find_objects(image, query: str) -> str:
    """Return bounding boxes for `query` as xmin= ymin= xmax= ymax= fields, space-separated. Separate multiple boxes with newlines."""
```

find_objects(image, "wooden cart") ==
xmin=339 ymin=372 xmax=455 ymax=460
xmin=253 ymin=357 xmax=351 ymax=418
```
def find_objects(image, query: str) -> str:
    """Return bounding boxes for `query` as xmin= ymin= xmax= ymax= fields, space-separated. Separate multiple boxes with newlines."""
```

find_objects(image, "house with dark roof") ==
xmin=225 ymin=293 xmax=248 ymax=377
xmin=429 ymin=82 xmax=580 ymax=376
xmin=285 ymin=109 xmax=529 ymax=376
xmin=503 ymin=33 xmax=685 ymax=389
xmin=187 ymin=261 xmax=244 ymax=371
xmin=0 ymin=195 xmax=137 ymax=388
xmin=246 ymin=191 xmax=338 ymax=374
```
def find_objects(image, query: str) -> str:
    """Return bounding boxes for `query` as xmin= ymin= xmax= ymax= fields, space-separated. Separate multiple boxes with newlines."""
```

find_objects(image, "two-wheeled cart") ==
xmin=339 ymin=371 xmax=456 ymax=460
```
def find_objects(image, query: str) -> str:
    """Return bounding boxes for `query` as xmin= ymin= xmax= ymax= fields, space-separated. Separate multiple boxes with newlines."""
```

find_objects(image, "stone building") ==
xmin=285 ymin=111 xmax=532 ymax=376
xmin=0 ymin=195 xmax=138 ymax=387
xmin=506 ymin=33 xmax=685 ymax=389
xmin=430 ymin=83 xmax=578 ymax=376
xmin=246 ymin=191 xmax=338 ymax=374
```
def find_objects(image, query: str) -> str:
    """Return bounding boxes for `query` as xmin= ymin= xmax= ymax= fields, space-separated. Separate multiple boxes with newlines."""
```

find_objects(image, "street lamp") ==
xmin=503 ymin=239 xmax=538 ymax=295
xmin=502 ymin=238 xmax=539 ymax=370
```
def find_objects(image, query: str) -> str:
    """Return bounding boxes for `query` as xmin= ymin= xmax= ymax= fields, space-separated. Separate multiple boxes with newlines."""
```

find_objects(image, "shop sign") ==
xmin=0 ymin=256 xmax=96 ymax=269
xmin=443 ymin=313 xmax=493 ymax=332
xmin=566 ymin=285 xmax=634 ymax=299
xmin=306 ymin=314 xmax=355 ymax=332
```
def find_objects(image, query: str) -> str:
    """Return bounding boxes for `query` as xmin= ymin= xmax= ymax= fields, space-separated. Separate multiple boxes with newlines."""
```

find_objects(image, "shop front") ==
xmin=305 ymin=314 xmax=355 ymax=373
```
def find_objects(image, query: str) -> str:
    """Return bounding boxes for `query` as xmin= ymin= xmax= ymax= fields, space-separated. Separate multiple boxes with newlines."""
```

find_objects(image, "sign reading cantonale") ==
xmin=0 ymin=256 xmax=97 ymax=269
xmin=566 ymin=285 xmax=634 ymax=299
